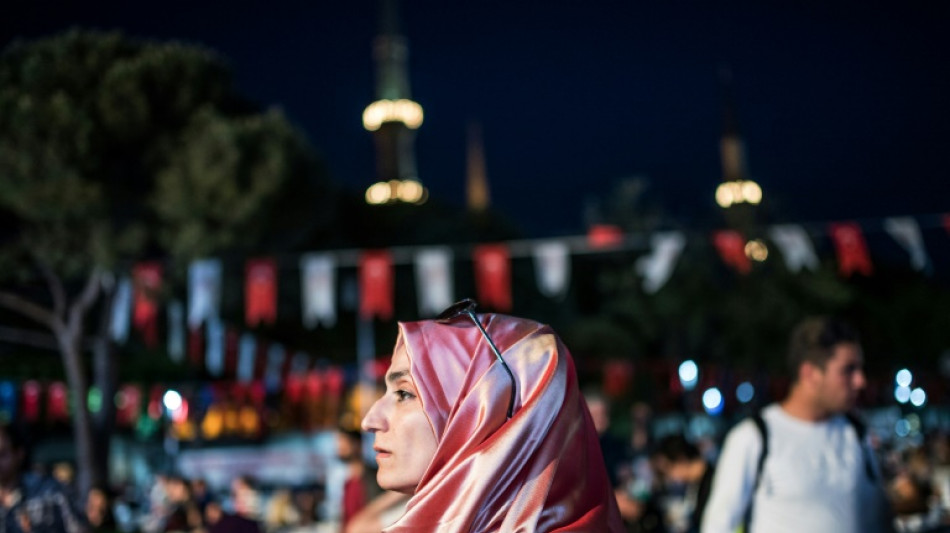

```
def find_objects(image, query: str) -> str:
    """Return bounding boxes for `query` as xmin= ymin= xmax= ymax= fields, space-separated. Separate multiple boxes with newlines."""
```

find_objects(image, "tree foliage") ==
xmin=0 ymin=29 xmax=335 ymax=495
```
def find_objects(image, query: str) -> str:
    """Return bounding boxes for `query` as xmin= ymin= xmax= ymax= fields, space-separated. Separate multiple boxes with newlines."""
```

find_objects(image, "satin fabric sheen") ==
xmin=385 ymin=314 xmax=624 ymax=532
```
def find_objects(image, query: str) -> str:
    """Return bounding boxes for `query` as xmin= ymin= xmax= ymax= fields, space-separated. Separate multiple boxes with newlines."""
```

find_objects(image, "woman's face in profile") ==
xmin=362 ymin=343 xmax=438 ymax=494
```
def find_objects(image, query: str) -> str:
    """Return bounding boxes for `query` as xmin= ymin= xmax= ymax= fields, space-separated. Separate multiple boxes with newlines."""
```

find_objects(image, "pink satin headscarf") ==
xmin=384 ymin=313 xmax=624 ymax=532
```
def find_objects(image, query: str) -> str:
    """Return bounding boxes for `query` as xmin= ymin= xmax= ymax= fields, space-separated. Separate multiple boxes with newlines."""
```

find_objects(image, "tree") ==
xmin=0 ymin=29 xmax=335 ymax=495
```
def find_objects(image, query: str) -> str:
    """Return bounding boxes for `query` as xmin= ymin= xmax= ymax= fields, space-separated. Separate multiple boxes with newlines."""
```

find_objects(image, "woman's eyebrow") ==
xmin=386 ymin=369 xmax=410 ymax=384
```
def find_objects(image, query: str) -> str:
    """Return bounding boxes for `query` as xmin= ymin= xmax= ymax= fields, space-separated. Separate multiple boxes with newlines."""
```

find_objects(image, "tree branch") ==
xmin=0 ymin=325 xmax=72 ymax=352
xmin=0 ymin=290 xmax=56 ymax=329
xmin=67 ymin=269 xmax=102 ymax=340
xmin=36 ymin=259 xmax=67 ymax=319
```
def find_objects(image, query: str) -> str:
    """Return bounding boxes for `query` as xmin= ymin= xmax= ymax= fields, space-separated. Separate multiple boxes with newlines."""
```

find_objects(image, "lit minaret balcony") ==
xmin=715 ymin=178 xmax=762 ymax=208
xmin=363 ymin=0 xmax=427 ymax=205
xmin=714 ymin=68 xmax=763 ymax=210
xmin=362 ymin=99 xmax=423 ymax=131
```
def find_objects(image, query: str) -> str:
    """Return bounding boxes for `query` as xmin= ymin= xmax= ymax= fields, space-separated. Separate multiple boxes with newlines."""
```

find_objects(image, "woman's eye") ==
xmin=395 ymin=390 xmax=415 ymax=402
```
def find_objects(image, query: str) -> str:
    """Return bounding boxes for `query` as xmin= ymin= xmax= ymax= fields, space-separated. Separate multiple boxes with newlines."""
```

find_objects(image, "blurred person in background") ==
xmin=188 ymin=479 xmax=212 ymax=516
xmin=889 ymin=471 xmax=942 ymax=532
xmin=85 ymin=484 xmax=116 ymax=532
xmin=0 ymin=422 xmax=88 ymax=532
xmin=701 ymin=316 xmax=894 ymax=533
xmin=284 ymin=485 xmax=324 ymax=532
xmin=230 ymin=475 xmax=262 ymax=522
xmin=162 ymin=475 xmax=201 ymax=533
xmin=204 ymin=499 xmax=261 ymax=533
xmin=263 ymin=488 xmax=300 ymax=532
xmin=336 ymin=428 xmax=381 ymax=530
xmin=585 ymin=390 xmax=631 ymax=489
xmin=651 ymin=434 xmax=714 ymax=533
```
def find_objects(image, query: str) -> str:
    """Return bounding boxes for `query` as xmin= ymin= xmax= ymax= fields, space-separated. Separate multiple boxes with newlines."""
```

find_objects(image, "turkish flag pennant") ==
xmin=473 ymin=244 xmax=512 ymax=311
xmin=116 ymin=384 xmax=142 ymax=427
xmin=359 ymin=251 xmax=394 ymax=320
xmin=47 ymin=381 xmax=69 ymax=422
xmin=713 ymin=230 xmax=751 ymax=274
xmin=285 ymin=374 xmax=304 ymax=405
xmin=587 ymin=224 xmax=624 ymax=249
xmin=305 ymin=371 xmax=325 ymax=403
xmin=22 ymin=381 xmax=42 ymax=423
xmin=829 ymin=222 xmax=873 ymax=277
xmin=246 ymin=258 xmax=278 ymax=326
xmin=132 ymin=262 xmax=163 ymax=347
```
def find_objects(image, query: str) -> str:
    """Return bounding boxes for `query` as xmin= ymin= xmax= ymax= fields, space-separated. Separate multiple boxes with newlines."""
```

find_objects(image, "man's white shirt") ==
xmin=701 ymin=404 xmax=881 ymax=533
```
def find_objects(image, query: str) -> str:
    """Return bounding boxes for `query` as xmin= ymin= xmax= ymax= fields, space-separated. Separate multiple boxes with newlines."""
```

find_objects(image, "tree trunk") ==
xmin=0 ymin=266 xmax=105 ymax=498
xmin=52 ymin=320 xmax=98 ymax=496
xmin=91 ymin=280 xmax=118 ymax=491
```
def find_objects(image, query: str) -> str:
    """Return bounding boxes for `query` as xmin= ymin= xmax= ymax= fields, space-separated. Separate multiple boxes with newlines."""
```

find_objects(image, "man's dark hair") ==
xmin=652 ymin=433 xmax=701 ymax=463
xmin=786 ymin=316 xmax=860 ymax=380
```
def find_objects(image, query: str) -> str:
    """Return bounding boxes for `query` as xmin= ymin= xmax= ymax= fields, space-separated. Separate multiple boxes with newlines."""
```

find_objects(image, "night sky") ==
xmin=4 ymin=1 xmax=948 ymax=237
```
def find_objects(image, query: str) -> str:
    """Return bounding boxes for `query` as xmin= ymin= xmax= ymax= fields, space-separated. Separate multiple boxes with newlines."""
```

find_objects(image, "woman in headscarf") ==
xmin=361 ymin=300 xmax=624 ymax=532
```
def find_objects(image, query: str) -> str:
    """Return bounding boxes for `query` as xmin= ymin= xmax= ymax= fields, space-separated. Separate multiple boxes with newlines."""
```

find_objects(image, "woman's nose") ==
xmin=361 ymin=398 xmax=385 ymax=433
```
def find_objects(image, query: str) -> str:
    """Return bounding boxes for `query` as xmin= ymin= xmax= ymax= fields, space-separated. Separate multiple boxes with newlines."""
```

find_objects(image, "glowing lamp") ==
xmin=362 ymin=99 xmax=424 ymax=131
xmin=715 ymin=179 xmax=763 ymax=208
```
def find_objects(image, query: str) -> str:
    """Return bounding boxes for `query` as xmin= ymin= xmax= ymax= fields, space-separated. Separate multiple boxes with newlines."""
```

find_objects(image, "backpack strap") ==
xmin=742 ymin=411 xmax=769 ymax=533
xmin=844 ymin=411 xmax=877 ymax=482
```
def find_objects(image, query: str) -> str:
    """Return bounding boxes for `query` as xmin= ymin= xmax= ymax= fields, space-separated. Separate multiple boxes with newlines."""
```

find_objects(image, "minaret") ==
xmin=363 ymin=0 xmax=427 ymax=205
xmin=715 ymin=67 xmax=762 ymax=209
xmin=466 ymin=122 xmax=491 ymax=212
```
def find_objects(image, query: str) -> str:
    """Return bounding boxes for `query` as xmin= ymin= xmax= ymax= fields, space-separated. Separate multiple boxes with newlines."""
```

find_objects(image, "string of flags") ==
xmin=110 ymin=213 xmax=948 ymax=348
xmin=4 ymin=213 xmax=946 ymax=436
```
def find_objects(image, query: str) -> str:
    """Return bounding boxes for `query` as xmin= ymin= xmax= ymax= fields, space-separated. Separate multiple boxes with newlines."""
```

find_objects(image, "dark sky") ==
xmin=4 ymin=1 xmax=948 ymax=237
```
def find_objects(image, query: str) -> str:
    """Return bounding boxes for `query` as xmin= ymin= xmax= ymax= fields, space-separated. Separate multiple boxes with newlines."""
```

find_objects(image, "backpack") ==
xmin=741 ymin=410 xmax=878 ymax=532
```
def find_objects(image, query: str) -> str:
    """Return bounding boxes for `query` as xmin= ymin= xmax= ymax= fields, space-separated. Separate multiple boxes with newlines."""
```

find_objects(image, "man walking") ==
xmin=701 ymin=316 xmax=893 ymax=533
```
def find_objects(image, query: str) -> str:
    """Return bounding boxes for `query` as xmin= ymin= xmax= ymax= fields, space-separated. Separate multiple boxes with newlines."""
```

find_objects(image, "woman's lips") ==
xmin=374 ymin=447 xmax=392 ymax=459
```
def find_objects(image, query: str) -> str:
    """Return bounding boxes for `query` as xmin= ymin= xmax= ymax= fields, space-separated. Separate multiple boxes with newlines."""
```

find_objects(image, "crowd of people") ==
xmin=593 ymin=317 xmax=950 ymax=533
xmin=2 ymin=307 xmax=949 ymax=532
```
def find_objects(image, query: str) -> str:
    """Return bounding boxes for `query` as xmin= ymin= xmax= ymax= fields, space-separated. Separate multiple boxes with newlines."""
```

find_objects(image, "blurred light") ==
xmin=906 ymin=413 xmax=921 ymax=431
xmin=114 ymin=390 xmax=127 ymax=410
xmin=744 ymin=239 xmax=768 ymax=262
xmin=362 ymin=99 xmax=424 ymax=131
xmin=679 ymin=360 xmax=699 ymax=391
xmin=365 ymin=182 xmax=391 ymax=204
xmin=716 ymin=179 xmax=762 ymax=208
xmin=365 ymin=179 xmax=428 ymax=205
xmin=741 ymin=181 xmax=763 ymax=204
xmin=895 ymin=369 xmax=912 ymax=388
xmin=910 ymin=387 xmax=927 ymax=407
xmin=895 ymin=385 xmax=911 ymax=404
xmin=736 ymin=382 xmax=755 ymax=404
xmin=163 ymin=390 xmax=182 ymax=412
xmin=895 ymin=419 xmax=911 ymax=438
xmin=702 ymin=388 xmax=724 ymax=415
xmin=397 ymin=180 xmax=427 ymax=203
xmin=87 ymin=387 xmax=102 ymax=414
